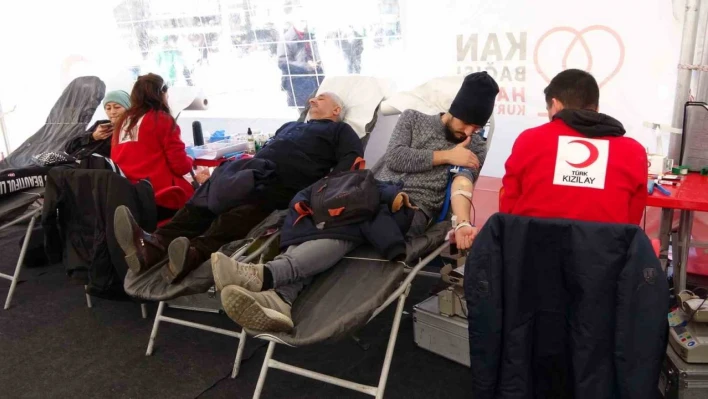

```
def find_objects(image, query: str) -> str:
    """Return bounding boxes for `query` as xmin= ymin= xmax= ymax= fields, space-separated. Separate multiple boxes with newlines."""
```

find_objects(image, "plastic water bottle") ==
xmin=246 ymin=128 xmax=256 ymax=155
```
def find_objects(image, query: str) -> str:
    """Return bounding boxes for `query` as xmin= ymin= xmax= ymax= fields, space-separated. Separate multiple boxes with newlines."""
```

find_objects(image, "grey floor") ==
xmin=0 ymin=224 xmax=471 ymax=399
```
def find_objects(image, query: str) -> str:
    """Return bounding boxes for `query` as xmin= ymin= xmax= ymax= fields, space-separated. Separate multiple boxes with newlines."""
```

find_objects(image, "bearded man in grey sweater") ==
xmin=212 ymin=73 xmax=499 ymax=332
xmin=374 ymin=71 xmax=499 ymax=250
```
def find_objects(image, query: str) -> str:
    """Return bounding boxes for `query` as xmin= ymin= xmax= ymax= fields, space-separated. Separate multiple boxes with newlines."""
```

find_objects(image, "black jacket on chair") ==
xmin=464 ymin=213 xmax=668 ymax=399
xmin=43 ymin=167 xmax=156 ymax=299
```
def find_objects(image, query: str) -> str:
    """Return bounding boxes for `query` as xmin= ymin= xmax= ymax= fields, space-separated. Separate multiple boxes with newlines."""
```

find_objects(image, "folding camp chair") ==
xmin=135 ymin=78 xmax=401 ymax=380
xmin=144 ymin=231 xmax=281 ymax=378
xmin=248 ymin=230 xmax=450 ymax=399
xmin=81 ymin=285 xmax=148 ymax=317
xmin=1 ymin=187 xmax=44 ymax=309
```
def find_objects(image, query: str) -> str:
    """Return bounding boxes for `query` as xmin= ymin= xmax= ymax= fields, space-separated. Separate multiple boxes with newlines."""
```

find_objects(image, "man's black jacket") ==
xmin=188 ymin=119 xmax=364 ymax=215
xmin=464 ymin=213 xmax=668 ymax=399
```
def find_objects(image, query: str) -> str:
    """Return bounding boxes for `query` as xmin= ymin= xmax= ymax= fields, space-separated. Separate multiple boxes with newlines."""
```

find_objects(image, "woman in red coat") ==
xmin=112 ymin=73 xmax=194 ymax=219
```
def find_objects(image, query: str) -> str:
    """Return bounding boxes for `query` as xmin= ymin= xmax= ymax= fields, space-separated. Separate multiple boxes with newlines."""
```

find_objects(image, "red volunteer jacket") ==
xmin=500 ymin=110 xmax=647 ymax=225
xmin=111 ymin=110 xmax=194 ymax=209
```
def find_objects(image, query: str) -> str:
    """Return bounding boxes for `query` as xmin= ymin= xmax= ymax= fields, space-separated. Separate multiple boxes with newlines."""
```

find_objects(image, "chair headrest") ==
xmin=315 ymin=76 xmax=395 ymax=138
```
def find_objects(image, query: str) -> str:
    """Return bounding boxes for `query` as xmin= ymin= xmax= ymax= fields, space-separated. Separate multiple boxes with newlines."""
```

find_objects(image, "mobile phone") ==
xmin=101 ymin=123 xmax=114 ymax=129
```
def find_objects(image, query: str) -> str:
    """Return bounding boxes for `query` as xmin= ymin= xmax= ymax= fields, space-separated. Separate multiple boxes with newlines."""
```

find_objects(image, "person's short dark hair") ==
xmin=543 ymin=69 xmax=599 ymax=110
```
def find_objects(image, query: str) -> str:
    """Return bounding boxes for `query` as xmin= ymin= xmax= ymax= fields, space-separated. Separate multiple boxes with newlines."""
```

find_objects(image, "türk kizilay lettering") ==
xmin=562 ymin=175 xmax=596 ymax=185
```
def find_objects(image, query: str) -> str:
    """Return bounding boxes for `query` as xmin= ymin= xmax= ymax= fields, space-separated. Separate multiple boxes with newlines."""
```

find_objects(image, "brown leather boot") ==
xmin=162 ymin=237 xmax=204 ymax=284
xmin=114 ymin=205 xmax=167 ymax=274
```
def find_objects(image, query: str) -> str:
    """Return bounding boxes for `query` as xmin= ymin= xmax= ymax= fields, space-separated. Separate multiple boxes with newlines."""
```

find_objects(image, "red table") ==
xmin=192 ymin=154 xmax=254 ymax=168
xmin=192 ymin=157 xmax=231 ymax=168
xmin=471 ymin=176 xmax=503 ymax=227
xmin=647 ymin=173 xmax=708 ymax=291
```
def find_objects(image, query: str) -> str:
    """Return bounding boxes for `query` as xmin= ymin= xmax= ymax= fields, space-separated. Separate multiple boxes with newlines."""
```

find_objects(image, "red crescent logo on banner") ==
xmin=535 ymin=26 xmax=625 ymax=117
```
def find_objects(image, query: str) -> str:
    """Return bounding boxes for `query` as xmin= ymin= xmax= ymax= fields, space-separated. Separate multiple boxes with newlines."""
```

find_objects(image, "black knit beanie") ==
xmin=449 ymin=71 xmax=500 ymax=126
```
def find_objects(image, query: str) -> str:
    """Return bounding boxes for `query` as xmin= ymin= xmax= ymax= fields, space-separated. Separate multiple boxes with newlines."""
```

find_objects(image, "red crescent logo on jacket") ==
xmin=565 ymin=140 xmax=600 ymax=168
xmin=553 ymin=136 xmax=609 ymax=189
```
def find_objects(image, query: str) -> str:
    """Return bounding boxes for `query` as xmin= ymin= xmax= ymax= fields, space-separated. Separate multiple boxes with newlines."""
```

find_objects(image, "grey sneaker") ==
xmin=221 ymin=285 xmax=293 ymax=332
xmin=211 ymin=252 xmax=264 ymax=292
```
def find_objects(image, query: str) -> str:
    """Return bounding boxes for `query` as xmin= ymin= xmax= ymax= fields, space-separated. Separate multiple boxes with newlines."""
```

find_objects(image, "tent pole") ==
xmin=694 ymin=0 xmax=708 ymax=102
xmin=0 ymin=100 xmax=10 ymax=158
xmin=668 ymin=0 xmax=700 ymax=161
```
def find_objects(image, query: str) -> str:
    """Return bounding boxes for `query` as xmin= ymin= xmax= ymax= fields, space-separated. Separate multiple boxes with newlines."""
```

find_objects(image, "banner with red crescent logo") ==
xmin=399 ymin=0 xmax=681 ymax=178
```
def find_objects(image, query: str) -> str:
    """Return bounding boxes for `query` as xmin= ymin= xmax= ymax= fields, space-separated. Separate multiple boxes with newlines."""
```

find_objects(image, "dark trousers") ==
xmin=407 ymin=209 xmax=431 ymax=238
xmin=156 ymin=203 xmax=273 ymax=263
xmin=154 ymin=182 xmax=297 ymax=264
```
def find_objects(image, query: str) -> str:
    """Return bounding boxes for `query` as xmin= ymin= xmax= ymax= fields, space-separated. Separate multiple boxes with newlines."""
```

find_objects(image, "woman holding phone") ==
xmin=112 ymin=73 xmax=194 ymax=219
xmin=65 ymin=90 xmax=131 ymax=158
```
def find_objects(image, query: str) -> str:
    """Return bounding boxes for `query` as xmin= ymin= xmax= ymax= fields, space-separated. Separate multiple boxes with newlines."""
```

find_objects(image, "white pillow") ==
xmin=380 ymin=76 xmax=465 ymax=116
xmin=168 ymin=86 xmax=206 ymax=118
xmin=316 ymin=76 xmax=395 ymax=138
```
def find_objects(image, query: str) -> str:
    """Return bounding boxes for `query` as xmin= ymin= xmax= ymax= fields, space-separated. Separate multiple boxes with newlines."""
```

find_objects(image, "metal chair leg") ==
xmin=375 ymin=292 xmax=408 ymax=399
xmin=84 ymin=285 xmax=93 ymax=308
xmin=3 ymin=214 xmax=37 ymax=309
xmin=146 ymin=301 xmax=166 ymax=356
xmin=232 ymin=331 xmax=248 ymax=378
xmin=252 ymin=342 xmax=276 ymax=399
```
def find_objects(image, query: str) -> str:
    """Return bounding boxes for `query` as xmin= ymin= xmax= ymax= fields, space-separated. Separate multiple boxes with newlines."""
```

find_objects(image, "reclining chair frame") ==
xmin=1 ymin=190 xmax=43 ymax=309
xmin=250 ymin=241 xmax=450 ymax=399
xmin=0 ymin=187 xmax=150 ymax=317
xmin=144 ymin=232 xmax=281 ymax=378
xmin=83 ymin=284 xmax=148 ymax=318
xmin=139 ymin=172 xmax=456 ymax=395
xmin=139 ymin=89 xmax=459 ymax=394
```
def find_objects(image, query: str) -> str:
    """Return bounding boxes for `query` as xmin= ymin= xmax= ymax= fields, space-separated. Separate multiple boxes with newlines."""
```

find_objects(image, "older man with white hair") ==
xmin=114 ymin=92 xmax=363 ymax=284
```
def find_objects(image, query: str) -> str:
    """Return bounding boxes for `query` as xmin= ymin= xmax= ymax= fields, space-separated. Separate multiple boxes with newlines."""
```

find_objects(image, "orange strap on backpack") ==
xmin=351 ymin=157 xmax=366 ymax=171
xmin=293 ymin=201 xmax=314 ymax=226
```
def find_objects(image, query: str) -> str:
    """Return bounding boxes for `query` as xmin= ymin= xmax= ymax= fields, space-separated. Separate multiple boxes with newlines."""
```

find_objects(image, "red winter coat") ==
xmin=111 ymin=110 xmax=194 ymax=210
xmin=500 ymin=110 xmax=647 ymax=225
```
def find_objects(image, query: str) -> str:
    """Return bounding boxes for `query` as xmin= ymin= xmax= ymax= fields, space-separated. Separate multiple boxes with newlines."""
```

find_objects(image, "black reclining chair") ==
xmin=0 ymin=76 xmax=104 ymax=309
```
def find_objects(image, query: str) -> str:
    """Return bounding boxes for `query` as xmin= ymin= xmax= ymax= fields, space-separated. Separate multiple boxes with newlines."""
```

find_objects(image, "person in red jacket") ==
xmin=112 ymin=73 xmax=195 ymax=219
xmin=500 ymin=69 xmax=647 ymax=225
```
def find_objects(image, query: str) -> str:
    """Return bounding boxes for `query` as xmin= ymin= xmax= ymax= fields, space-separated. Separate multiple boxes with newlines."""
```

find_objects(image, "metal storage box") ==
xmin=413 ymin=295 xmax=470 ymax=367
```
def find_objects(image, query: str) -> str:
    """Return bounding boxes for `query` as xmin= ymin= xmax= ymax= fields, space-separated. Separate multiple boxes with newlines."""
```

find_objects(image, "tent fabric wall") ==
xmin=0 ymin=0 xmax=684 ymax=177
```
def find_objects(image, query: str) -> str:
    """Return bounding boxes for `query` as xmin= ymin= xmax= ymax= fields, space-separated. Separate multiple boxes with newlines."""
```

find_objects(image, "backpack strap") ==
xmin=293 ymin=201 xmax=313 ymax=226
xmin=350 ymin=157 xmax=366 ymax=171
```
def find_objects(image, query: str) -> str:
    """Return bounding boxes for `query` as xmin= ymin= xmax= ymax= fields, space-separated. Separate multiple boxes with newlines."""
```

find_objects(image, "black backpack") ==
xmin=307 ymin=169 xmax=380 ymax=229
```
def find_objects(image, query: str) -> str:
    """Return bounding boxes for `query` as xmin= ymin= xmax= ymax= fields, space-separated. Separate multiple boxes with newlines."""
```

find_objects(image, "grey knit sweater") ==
xmin=373 ymin=110 xmax=487 ymax=218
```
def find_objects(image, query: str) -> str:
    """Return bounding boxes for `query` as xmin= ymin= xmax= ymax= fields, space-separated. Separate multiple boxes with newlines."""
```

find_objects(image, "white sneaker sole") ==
xmin=221 ymin=286 xmax=293 ymax=332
